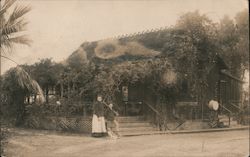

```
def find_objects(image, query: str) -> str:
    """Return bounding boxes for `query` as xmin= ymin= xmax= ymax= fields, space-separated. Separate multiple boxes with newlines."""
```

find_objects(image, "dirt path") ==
xmin=3 ymin=128 xmax=249 ymax=157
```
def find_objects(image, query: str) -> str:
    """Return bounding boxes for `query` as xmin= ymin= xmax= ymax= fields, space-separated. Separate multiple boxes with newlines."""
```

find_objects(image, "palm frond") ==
xmin=2 ymin=19 xmax=28 ymax=36
xmin=0 ymin=40 xmax=12 ymax=53
xmin=14 ymin=67 xmax=45 ymax=103
xmin=0 ymin=0 xmax=17 ymax=16
xmin=1 ymin=35 xmax=31 ymax=52
xmin=0 ymin=0 xmax=31 ymax=52
xmin=2 ymin=0 xmax=17 ymax=10
xmin=6 ymin=35 xmax=31 ymax=46
xmin=8 ymin=5 xmax=31 ymax=24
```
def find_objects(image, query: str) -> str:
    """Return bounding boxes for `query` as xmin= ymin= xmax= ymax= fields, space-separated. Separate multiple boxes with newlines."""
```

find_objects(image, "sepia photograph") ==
xmin=0 ymin=0 xmax=249 ymax=156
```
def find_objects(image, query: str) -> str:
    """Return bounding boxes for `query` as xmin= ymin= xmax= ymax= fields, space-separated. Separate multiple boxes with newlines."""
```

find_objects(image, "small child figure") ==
xmin=105 ymin=103 xmax=120 ymax=139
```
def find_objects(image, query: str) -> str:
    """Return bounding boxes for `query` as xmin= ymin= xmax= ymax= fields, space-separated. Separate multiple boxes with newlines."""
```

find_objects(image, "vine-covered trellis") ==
xmin=89 ymin=57 xmax=177 ymax=102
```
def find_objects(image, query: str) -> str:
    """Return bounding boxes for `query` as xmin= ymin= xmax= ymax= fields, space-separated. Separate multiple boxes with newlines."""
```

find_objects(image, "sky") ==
xmin=1 ymin=0 xmax=248 ymax=73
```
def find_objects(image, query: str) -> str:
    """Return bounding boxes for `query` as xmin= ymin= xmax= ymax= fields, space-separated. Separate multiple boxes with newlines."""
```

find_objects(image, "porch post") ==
xmin=201 ymin=87 xmax=204 ymax=121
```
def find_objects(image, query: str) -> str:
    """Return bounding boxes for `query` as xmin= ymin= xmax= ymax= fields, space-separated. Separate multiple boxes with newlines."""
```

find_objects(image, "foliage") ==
xmin=0 ymin=127 xmax=10 ymax=156
xmin=25 ymin=100 xmax=92 ymax=117
xmin=0 ymin=0 xmax=45 ymax=126
xmin=26 ymin=59 xmax=62 ymax=102
xmin=2 ymin=9 xmax=248 ymax=124
xmin=1 ymin=67 xmax=45 ymax=125
xmin=30 ymin=59 xmax=61 ymax=89
xmin=217 ymin=9 xmax=249 ymax=78
xmin=155 ymin=11 xmax=219 ymax=101
xmin=91 ymin=58 xmax=177 ymax=101
xmin=2 ymin=67 xmax=44 ymax=100
xmin=0 ymin=0 xmax=31 ymax=52
xmin=16 ymin=59 xmax=64 ymax=103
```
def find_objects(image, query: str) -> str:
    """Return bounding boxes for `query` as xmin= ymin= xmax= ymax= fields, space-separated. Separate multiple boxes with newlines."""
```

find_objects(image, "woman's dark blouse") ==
xmin=93 ymin=101 xmax=104 ymax=117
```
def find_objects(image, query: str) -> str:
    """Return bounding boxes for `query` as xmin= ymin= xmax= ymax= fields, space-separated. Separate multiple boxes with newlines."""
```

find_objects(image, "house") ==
xmin=67 ymin=28 xmax=244 ymax=130
xmin=24 ymin=28 xmax=245 ymax=135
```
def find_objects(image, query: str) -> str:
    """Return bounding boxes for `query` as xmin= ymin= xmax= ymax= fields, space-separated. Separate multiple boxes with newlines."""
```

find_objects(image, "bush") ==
xmin=25 ymin=99 xmax=93 ymax=117
xmin=0 ymin=128 xmax=10 ymax=156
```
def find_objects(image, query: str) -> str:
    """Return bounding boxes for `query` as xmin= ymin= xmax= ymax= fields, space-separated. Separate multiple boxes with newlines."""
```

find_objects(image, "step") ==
xmin=119 ymin=122 xmax=152 ymax=128
xmin=222 ymin=125 xmax=241 ymax=128
xmin=219 ymin=115 xmax=239 ymax=119
xmin=117 ymin=120 xmax=146 ymax=123
xmin=116 ymin=116 xmax=144 ymax=122
xmin=220 ymin=119 xmax=238 ymax=123
xmin=120 ymin=130 xmax=161 ymax=136
xmin=117 ymin=120 xmax=145 ymax=123
xmin=116 ymin=116 xmax=157 ymax=135
xmin=219 ymin=119 xmax=231 ymax=122
xmin=222 ymin=121 xmax=238 ymax=125
xmin=229 ymin=124 xmax=242 ymax=128
xmin=218 ymin=115 xmax=229 ymax=119
xmin=119 ymin=126 xmax=157 ymax=132
xmin=120 ymin=126 xmax=249 ymax=136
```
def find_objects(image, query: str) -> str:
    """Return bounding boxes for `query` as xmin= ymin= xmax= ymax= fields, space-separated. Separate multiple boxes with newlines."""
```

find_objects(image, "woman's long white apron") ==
xmin=92 ymin=114 xmax=107 ymax=133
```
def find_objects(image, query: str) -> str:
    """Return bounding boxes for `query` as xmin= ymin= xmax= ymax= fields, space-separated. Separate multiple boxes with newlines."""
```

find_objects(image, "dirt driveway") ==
xmin=3 ymin=128 xmax=249 ymax=157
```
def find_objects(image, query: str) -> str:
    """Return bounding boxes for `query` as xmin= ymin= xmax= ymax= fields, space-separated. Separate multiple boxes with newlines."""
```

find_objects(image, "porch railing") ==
xmin=229 ymin=102 xmax=243 ymax=112
xmin=144 ymin=102 xmax=184 ymax=131
xmin=219 ymin=104 xmax=232 ymax=126
xmin=228 ymin=102 xmax=245 ymax=124
xmin=144 ymin=103 xmax=165 ymax=130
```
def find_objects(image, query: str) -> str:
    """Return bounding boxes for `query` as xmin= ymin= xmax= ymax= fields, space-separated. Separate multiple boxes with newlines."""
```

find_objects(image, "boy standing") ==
xmin=105 ymin=103 xmax=120 ymax=139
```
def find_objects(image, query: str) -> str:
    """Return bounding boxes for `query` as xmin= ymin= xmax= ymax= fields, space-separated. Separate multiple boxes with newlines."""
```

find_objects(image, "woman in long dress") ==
xmin=92 ymin=95 xmax=107 ymax=137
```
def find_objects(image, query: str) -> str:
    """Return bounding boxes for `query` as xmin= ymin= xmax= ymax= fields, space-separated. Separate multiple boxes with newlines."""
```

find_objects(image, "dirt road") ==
xmin=3 ymin=128 xmax=249 ymax=157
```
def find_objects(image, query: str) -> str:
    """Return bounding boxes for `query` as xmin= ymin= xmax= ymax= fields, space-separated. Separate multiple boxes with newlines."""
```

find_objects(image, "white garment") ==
xmin=92 ymin=114 xmax=107 ymax=133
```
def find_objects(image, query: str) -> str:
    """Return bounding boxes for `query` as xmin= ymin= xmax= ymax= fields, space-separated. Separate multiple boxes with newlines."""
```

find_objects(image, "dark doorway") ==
xmin=120 ymin=83 xmax=145 ymax=116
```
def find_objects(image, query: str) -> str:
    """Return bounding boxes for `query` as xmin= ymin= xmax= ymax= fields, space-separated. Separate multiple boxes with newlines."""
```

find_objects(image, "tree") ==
xmin=1 ymin=67 xmax=44 ymax=125
xmin=174 ymin=11 xmax=218 ymax=99
xmin=31 ymin=58 xmax=60 ymax=103
xmin=0 ymin=10 xmax=45 ymax=124
xmin=175 ymin=10 xmax=218 ymax=66
xmin=0 ymin=0 xmax=31 ymax=75
xmin=216 ymin=9 xmax=249 ymax=79
xmin=234 ymin=9 xmax=249 ymax=78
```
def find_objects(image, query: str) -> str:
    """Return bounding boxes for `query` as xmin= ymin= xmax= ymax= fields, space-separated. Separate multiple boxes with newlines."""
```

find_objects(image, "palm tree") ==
xmin=0 ymin=1 xmax=45 ymax=125
xmin=0 ymin=0 xmax=31 ymax=75
xmin=1 ymin=66 xmax=45 ymax=125
xmin=0 ymin=0 xmax=45 ymax=102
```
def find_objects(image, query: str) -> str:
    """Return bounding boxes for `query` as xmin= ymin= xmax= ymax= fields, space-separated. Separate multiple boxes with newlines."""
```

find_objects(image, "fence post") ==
xmin=83 ymin=103 xmax=87 ymax=117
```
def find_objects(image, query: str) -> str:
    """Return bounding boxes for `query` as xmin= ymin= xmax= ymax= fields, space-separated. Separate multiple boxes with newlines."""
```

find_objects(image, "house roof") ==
xmin=67 ymin=27 xmax=182 ymax=64
xmin=67 ymin=27 xmax=241 ymax=83
xmin=220 ymin=69 xmax=245 ymax=83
